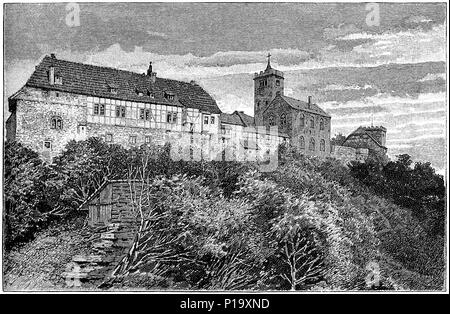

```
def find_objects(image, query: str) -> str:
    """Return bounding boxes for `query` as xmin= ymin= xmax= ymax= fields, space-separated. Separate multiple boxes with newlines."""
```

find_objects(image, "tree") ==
xmin=3 ymin=141 xmax=62 ymax=247
xmin=52 ymin=137 xmax=129 ymax=210
xmin=331 ymin=133 xmax=347 ymax=146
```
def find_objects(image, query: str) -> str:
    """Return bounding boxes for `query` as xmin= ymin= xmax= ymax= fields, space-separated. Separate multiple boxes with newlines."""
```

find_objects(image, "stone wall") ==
xmin=11 ymin=87 xmax=88 ymax=161
xmin=331 ymin=145 xmax=369 ymax=164
xmin=262 ymin=99 xmax=331 ymax=158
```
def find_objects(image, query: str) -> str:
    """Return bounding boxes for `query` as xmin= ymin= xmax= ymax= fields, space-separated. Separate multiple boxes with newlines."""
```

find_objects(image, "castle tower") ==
xmin=363 ymin=126 xmax=387 ymax=147
xmin=253 ymin=53 xmax=284 ymax=125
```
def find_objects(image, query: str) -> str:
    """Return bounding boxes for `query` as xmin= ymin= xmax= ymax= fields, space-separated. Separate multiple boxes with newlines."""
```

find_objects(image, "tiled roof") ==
xmin=234 ymin=111 xmax=255 ymax=127
xmin=220 ymin=111 xmax=255 ymax=127
xmin=279 ymin=95 xmax=331 ymax=117
xmin=24 ymin=55 xmax=221 ymax=114
xmin=220 ymin=112 xmax=245 ymax=126
xmin=345 ymin=126 xmax=386 ymax=148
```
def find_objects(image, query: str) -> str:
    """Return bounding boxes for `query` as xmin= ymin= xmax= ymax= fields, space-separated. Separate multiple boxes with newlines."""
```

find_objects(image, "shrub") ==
xmin=3 ymin=141 xmax=61 ymax=247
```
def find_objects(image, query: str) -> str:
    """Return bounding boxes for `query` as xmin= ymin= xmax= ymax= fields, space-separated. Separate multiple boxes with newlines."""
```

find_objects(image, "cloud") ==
xmin=323 ymin=23 xmax=361 ymax=40
xmin=320 ymin=84 xmax=373 ymax=91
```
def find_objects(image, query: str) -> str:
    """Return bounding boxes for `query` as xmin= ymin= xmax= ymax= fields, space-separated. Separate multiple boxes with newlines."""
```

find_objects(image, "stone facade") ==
xmin=261 ymin=95 xmax=331 ymax=158
xmin=6 ymin=55 xmax=222 ymax=161
xmin=331 ymin=145 xmax=369 ymax=164
xmin=253 ymin=57 xmax=332 ymax=158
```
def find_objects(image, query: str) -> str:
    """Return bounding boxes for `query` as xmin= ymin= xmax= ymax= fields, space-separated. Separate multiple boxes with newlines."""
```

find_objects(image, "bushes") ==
xmin=349 ymin=154 xmax=445 ymax=237
xmin=4 ymin=138 xmax=445 ymax=290
xmin=3 ymin=142 xmax=62 ymax=248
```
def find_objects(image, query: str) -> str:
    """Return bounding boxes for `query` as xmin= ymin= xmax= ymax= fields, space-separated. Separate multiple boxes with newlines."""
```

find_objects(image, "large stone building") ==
xmin=253 ymin=56 xmax=332 ymax=157
xmin=6 ymin=54 xmax=222 ymax=160
xmin=6 ymin=54 xmax=386 ymax=164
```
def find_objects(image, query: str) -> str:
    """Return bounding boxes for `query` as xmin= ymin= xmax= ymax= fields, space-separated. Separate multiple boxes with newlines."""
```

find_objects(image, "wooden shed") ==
xmin=79 ymin=180 xmax=143 ymax=227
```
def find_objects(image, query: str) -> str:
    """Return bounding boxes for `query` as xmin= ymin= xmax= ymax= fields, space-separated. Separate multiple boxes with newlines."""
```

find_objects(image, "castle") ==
xmin=6 ymin=54 xmax=387 ymax=163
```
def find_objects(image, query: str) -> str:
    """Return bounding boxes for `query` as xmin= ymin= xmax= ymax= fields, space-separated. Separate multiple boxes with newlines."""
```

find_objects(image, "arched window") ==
xmin=280 ymin=113 xmax=287 ymax=127
xmin=310 ymin=116 xmax=315 ymax=129
xmin=50 ymin=116 xmax=63 ymax=130
xmin=309 ymin=138 xmax=315 ymax=151
xmin=299 ymin=136 xmax=305 ymax=149
xmin=320 ymin=139 xmax=325 ymax=151
xmin=268 ymin=115 xmax=275 ymax=126
xmin=320 ymin=118 xmax=324 ymax=131
xmin=299 ymin=114 xmax=305 ymax=127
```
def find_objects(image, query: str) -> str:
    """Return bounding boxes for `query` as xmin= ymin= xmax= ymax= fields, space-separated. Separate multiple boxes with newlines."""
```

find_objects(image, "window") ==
xmin=135 ymin=88 xmax=144 ymax=96
xmin=43 ymin=141 xmax=52 ymax=150
xmin=129 ymin=135 xmax=137 ymax=144
xmin=105 ymin=134 xmax=113 ymax=143
xmin=116 ymin=106 xmax=126 ymax=118
xmin=55 ymin=74 xmax=62 ymax=85
xmin=94 ymin=104 xmax=105 ymax=116
xmin=280 ymin=113 xmax=287 ymax=127
xmin=276 ymin=80 xmax=280 ymax=86
xmin=145 ymin=136 xmax=151 ymax=144
xmin=204 ymin=115 xmax=209 ymax=125
xmin=50 ymin=116 xmax=63 ymax=130
xmin=165 ymin=92 xmax=175 ymax=101
xmin=299 ymin=136 xmax=305 ymax=149
xmin=256 ymin=101 xmax=260 ymax=110
xmin=320 ymin=118 xmax=324 ymax=131
xmin=268 ymin=115 xmax=275 ymax=126
xmin=300 ymin=114 xmax=305 ymax=127
xmin=309 ymin=138 xmax=315 ymax=151
xmin=167 ymin=112 xmax=177 ymax=124
xmin=189 ymin=123 xmax=194 ymax=133
xmin=320 ymin=139 xmax=325 ymax=152
xmin=145 ymin=109 xmax=151 ymax=121
xmin=109 ymin=87 xmax=117 ymax=94
xmin=147 ymin=90 xmax=155 ymax=98
xmin=210 ymin=116 xmax=215 ymax=124
xmin=310 ymin=116 xmax=315 ymax=128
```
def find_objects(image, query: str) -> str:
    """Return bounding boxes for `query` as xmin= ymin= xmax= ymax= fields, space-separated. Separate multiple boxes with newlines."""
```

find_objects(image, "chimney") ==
xmin=308 ymin=96 xmax=312 ymax=108
xmin=147 ymin=61 xmax=157 ymax=83
xmin=49 ymin=66 xmax=55 ymax=85
xmin=150 ymin=72 xmax=157 ymax=84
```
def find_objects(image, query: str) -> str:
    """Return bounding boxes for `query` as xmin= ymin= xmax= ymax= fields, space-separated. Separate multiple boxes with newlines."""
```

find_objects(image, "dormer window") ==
xmin=165 ymin=92 xmax=175 ymax=101
xmin=54 ymin=73 xmax=63 ymax=85
xmin=147 ymin=90 xmax=155 ymax=98
xmin=108 ymin=82 xmax=118 ymax=94
xmin=135 ymin=88 xmax=144 ymax=96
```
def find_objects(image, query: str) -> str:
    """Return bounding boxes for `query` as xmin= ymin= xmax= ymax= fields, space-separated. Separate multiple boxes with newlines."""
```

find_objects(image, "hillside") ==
xmin=3 ymin=140 xmax=446 ymax=290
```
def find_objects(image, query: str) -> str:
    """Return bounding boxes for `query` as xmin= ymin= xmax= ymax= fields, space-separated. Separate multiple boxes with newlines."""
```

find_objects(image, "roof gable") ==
xmin=280 ymin=95 xmax=330 ymax=117
xmin=24 ymin=55 xmax=221 ymax=114
xmin=220 ymin=111 xmax=255 ymax=127
xmin=344 ymin=127 xmax=386 ymax=149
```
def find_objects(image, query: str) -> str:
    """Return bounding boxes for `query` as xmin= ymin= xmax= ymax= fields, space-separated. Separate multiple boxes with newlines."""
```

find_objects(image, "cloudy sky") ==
xmin=3 ymin=2 xmax=447 ymax=174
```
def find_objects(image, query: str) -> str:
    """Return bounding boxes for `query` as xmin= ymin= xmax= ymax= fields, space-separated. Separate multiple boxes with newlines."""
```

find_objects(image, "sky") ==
xmin=3 ymin=2 xmax=448 ymax=174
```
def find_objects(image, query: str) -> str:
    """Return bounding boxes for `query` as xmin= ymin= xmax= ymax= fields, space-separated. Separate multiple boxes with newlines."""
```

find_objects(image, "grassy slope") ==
xmin=3 ymin=214 xmax=92 ymax=291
